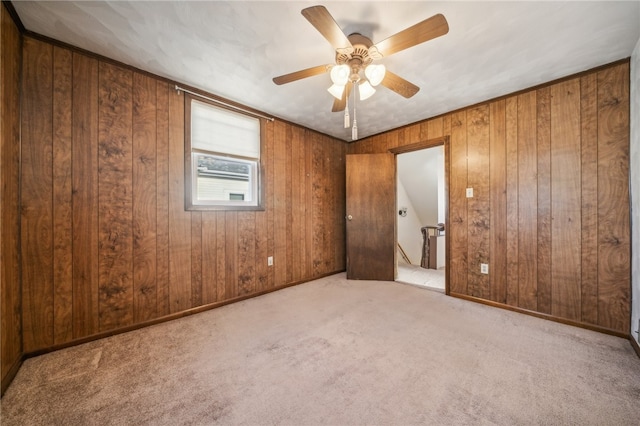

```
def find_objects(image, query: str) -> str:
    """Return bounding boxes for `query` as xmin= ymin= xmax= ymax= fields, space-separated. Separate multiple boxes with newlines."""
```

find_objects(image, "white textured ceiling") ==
xmin=12 ymin=1 xmax=640 ymax=141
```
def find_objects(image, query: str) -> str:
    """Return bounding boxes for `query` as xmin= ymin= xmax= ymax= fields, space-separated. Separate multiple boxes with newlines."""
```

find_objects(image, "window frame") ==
xmin=184 ymin=93 xmax=265 ymax=211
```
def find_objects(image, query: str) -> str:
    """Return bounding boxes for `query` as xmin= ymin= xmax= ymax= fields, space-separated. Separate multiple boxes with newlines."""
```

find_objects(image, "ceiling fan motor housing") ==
xmin=336 ymin=33 xmax=375 ymax=81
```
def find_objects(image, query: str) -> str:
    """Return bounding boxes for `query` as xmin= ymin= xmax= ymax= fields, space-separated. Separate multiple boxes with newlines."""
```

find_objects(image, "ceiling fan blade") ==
xmin=369 ymin=13 xmax=448 ymax=59
xmin=380 ymin=70 xmax=420 ymax=98
xmin=331 ymin=82 xmax=353 ymax=112
xmin=273 ymin=64 xmax=331 ymax=85
xmin=302 ymin=6 xmax=353 ymax=54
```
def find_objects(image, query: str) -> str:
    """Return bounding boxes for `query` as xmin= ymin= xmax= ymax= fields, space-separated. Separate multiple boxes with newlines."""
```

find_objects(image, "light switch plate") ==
xmin=466 ymin=188 xmax=474 ymax=198
xmin=268 ymin=256 xmax=273 ymax=266
xmin=481 ymin=263 xmax=489 ymax=274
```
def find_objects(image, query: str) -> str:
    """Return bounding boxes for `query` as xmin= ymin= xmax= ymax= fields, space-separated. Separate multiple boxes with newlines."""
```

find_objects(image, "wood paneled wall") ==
xmin=19 ymin=36 xmax=346 ymax=353
xmin=349 ymin=61 xmax=631 ymax=334
xmin=1 ymin=5 xmax=23 ymax=393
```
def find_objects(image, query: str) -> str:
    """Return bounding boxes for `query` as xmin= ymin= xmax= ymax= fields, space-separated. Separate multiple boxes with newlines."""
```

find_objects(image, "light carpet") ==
xmin=396 ymin=263 xmax=445 ymax=291
xmin=1 ymin=273 xmax=639 ymax=425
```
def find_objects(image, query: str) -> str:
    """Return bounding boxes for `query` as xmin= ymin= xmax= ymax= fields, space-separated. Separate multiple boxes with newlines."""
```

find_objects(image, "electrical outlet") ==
xmin=268 ymin=256 xmax=273 ymax=266
xmin=466 ymin=188 xmax=474 ymax=198
xmin=480 ymin=263 xmax=489 ymax=274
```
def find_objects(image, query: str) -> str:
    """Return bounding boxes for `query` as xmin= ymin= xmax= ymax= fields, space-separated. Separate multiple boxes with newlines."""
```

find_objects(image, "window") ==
xmin=185 ymin=95 xmax=264 ymax=210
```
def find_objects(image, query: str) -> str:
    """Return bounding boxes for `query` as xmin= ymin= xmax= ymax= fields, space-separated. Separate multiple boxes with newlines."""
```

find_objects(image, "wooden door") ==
xmin=346 ymin=153 xmax=395 ymax=280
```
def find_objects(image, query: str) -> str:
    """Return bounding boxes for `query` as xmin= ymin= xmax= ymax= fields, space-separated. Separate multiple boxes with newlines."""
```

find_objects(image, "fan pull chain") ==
xmin=352 ymin=83 xmax=358 ymax=140
xmin=344 ymin=97 xmax=350 ymax=128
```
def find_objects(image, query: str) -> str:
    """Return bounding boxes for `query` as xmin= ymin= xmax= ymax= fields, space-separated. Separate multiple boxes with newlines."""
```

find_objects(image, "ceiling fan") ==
xmin=272 ymin=5 xmax=449 ymax=114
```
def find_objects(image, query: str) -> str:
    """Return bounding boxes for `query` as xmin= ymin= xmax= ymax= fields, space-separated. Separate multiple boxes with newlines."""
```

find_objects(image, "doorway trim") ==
xmin=389 ymin=136 xmax=450 ymax=295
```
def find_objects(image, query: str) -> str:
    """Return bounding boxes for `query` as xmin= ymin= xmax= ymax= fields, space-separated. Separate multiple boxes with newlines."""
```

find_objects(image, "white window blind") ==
xmin=191 ymin=99 xmax=260 ymax=159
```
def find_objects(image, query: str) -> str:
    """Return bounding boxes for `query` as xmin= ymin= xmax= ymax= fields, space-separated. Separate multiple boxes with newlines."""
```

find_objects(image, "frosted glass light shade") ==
xmin=328 ymin=84 xmax=345 ymax=100
xmin=359 ymin=81 xmax=376 ymax=100
xmin=330 ymin=64 xmax=350 ymax=85
xmin=365 ymin=64 xmax=386 ymax=86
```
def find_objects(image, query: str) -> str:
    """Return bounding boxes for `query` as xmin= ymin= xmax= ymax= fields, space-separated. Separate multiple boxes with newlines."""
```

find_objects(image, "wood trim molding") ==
xmin=388 ymin=136 xmax=449 ymax=154
xmin=630 ymin=333 xmax=640 ymax=359
xmin=2 ymin=1 xmax=26 ymax=33
xmin=388 ymin=135 xmax=451 ymax=296
xmin=0 ymin=355 xmax=24 ymax=397
xmin=450 ymin=292 xmax=630 ymax=339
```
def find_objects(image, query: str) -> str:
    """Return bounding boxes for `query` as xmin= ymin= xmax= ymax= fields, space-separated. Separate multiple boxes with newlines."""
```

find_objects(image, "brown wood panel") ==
xmin=466 ymin=106 xmax=490 ymax=299
xmin=285 ymin=125 xmax=293 ymax=282
xmin=201 ymin=212 xmax=218 ymax=303
xmin=155 ymin=81 xmax=170 ymax=317
xmin=334 ymin=141 xmax=346 ymax=271
xmin=489 ymin=100 xmax=507 ymax=304
xmin=505 ymin=96 xmax=519 ymax=306
xmin=225 ymin=212 xmax=238 ymax=298
xmin=579 ymin=74 xmax=598 ymax=325
xmin=449 ymin=111 xmax=468 ymax=294
xmin=550 ymin=78 xmax=582 ymax=321
xmin=254 ymin=207 xmax=268 ymax=292
xmin=536 ymin=87 xmax=552 ymax=314
xmin=273 ymin=121 xmax=287 ymax=284
xmin=72 ymin=52 xmax=100 ymax=338
xmin=372 ymin=133 xmax=389 ymax=153
xmin=311 ymin=131 xmax=326 ymax=276
xmin=304 ymin=130 xmax=314 ymax=278
xmin=191 ymin=212 xmax=203 ymax=306
xmin=442 ymin=116 xmax=452 ymax=294
xmin=215 ymin=213 xmax=227 ymax=300
xmin=517 ymin=91 xmax=538 ymax=310
xmin=265 ymin=120 xmax=275 ymax=290
xmin=596 ymin=64 xmax=630 ymax=332
xmin=419 ymin=122 xmax=429 ymax=142
xmin=427 ymin=116 xmax=444 ymax=139
xmin=168 ymin=90 xmax=191 ymax=312
xmin=237 ymin=212 xmax=256 ymax=296
xmin=299 ymin=128 xmax=310 ymax=277
xmin=52 ymin=47 xmax=74 ymax=344
xmin=405 ymin=123 xmax=421 ymax=145
xmin=21 ymin=38 xmax=54 ymax=352
xmin=323 ymin=135 xmax=336 ymax=272
xmin=132 ymin=72 xmax=158 ymax=322
xmin=386 ymin=130 xmax=399 ymax=150
xmin=1 ymin=5 xmax=23 ymax=386
xmin=97 ymin=61 xmax=134 ymax=331
xmin=290 ymin=126 xmax=302 ymax=282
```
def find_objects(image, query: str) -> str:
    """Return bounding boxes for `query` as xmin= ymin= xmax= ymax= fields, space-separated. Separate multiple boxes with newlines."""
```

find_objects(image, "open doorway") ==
xmin=395 ymin=144 xmax=446 ymax=292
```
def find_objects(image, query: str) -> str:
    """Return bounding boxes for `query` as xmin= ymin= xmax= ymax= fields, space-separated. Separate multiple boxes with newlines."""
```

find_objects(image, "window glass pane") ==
xmin=194 ymin=153 xmax=257 ymax=204
xmin=191 ymin=99 xmax=260 ymax=159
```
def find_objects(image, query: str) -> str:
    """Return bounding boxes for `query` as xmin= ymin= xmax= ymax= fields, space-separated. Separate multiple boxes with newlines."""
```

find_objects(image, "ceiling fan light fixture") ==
xmin=359 ymin=81 xmax=376 ymax=101
xmin=330 ymin=64 xmax=350 ymax=85
xmin=328 ymin=83 xmax=345 ymax=100
xmin=365 ymin=64 xmax=386 ymax=86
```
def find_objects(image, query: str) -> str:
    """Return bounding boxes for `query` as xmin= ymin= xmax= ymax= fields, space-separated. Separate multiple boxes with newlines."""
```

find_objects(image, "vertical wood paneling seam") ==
xmin=594 ymin=76 xmax=599 ymax=326
xmin=515 ymin=96 xmax=520 ymax=304
xmin=49 ymin=48 xmax=55 ymax=343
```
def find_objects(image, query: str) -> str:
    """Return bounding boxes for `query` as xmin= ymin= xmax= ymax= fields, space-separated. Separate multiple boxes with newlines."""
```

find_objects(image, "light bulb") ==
xmin=330 ymin=64 xmax=350 ymax=85
xmin=359 ymin=81 xmax=376 ymax=101
xmin=365 ymin=64 xmax=386 ymax=86
xmin=327 ymin=84 xmax=345 ymax=100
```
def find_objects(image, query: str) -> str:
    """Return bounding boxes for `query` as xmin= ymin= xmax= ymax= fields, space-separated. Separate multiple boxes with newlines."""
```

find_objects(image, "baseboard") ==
xmin=1 ymin=353 xmax=24 ymax=397
xmin=449 ymin=292 xmax=629 ymax=339
xmin=24 ymin=270 xmax=345 ymax=359
xmin=630 ymin=333 xmax=640 ymax=359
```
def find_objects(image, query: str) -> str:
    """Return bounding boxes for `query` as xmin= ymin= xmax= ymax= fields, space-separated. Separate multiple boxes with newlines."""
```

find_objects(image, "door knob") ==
xmin=347 ymin=215 xmax=353 ymax=221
